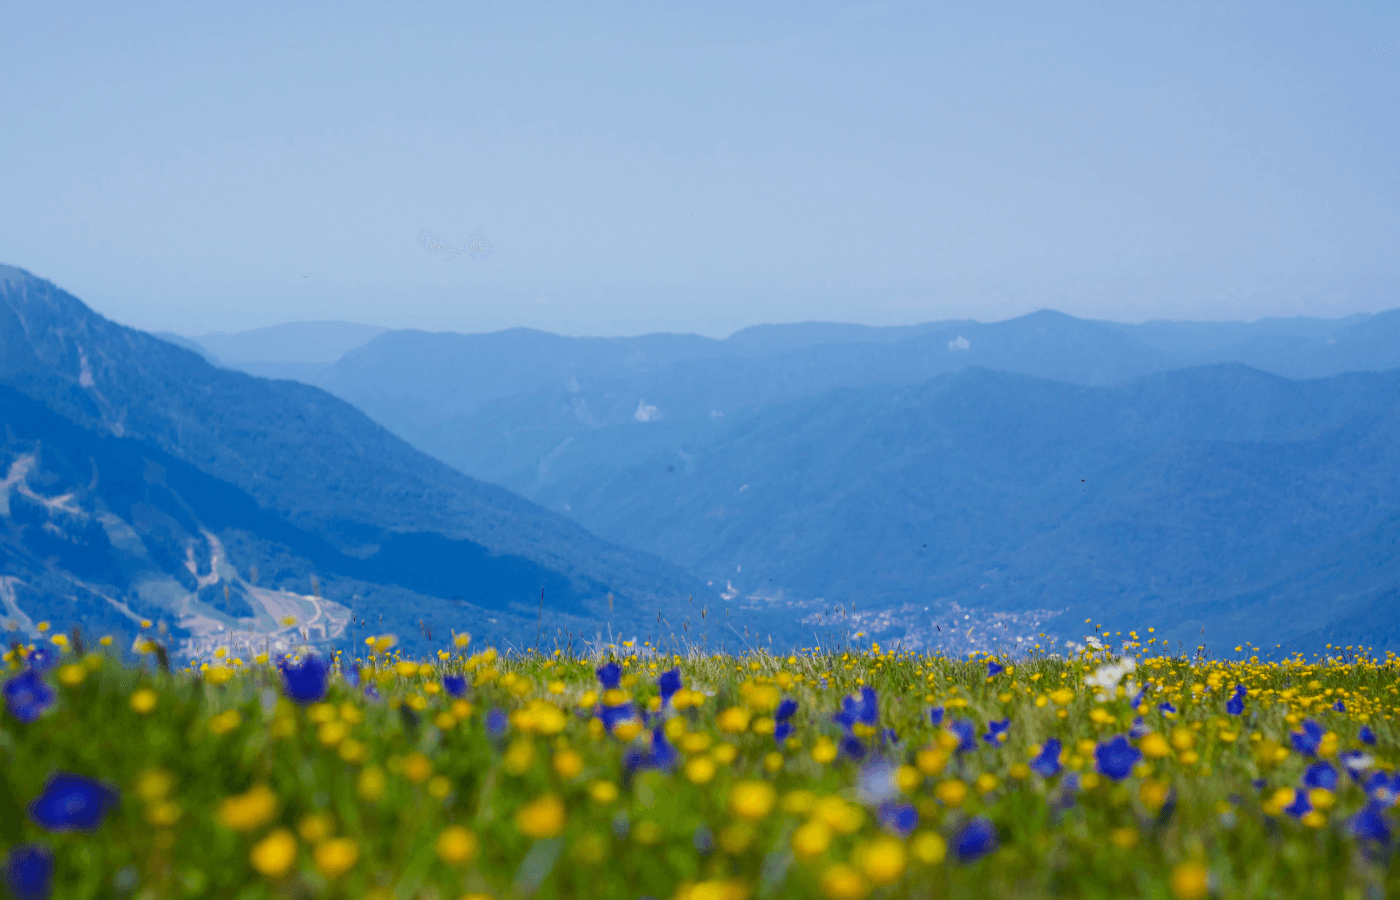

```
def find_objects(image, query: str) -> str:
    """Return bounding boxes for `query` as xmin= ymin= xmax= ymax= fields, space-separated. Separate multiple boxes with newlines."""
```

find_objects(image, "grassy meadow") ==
xmin=2 ymin=624 xmax=1397 ymax=899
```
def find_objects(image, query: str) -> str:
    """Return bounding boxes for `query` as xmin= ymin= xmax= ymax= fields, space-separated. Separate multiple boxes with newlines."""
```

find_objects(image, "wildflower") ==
xmin=946 ymin=720 xmax=977 ymax=754
xmin=516 ymin=794 xmax=567 ymax=838
xmin=1030 ymin=739 xmax=1063 ymax=778
xmin=485 ymin=708 xmax=509 ymax=736
xmin=657 ymin=668 xmax=683 ymax=706
xmin=1129 ymin=717 xmax=1150 ymax=739
xmin=278 ymin=654 xmax=328 ymax=705
xmin=840 ymin=734 xmax=866 ymax=759
xmin=313 ymin=837 xmax=359 ymax=878
xmin=792 ymin=820 xmax=832 ymax=858
xmin=26 ymin=647 xmax=56 ymax=671
xmin=1303 ymin=762 xmax=1339 ymax=791
xmin=28 ymin=774 xmax=120 ymax=832
xmin=1283 ymin=789 xmax=1311 ymax=819
xmin=1340 ymin=750 xmax=1375 ymax=780
xmin=982 ymin=719 xmax=1010 ymax=745
xmin=685 ymin=756 xmax=717 ymax=784
xmin=821 ymin=863 xmax=870 ymax=900
xmin=954 ymin=818 xmax=998 ymax=862
xmin=986 ymin=660 xmax=1005 ymax=678
xmin=436 ymin=826 xmax=478 ymax=864
xmin=3 ymin=670 xmax=55 ymax=723
xmin=443 ymin=675 xmax=467 ymax=697
xmin=928 ymin=706 xmax=944 ymax=726
xmin=1158 ymin=702 xmax=1176 ymax=716
xmin=1333 ymin=700 xmax=1346 ymax=713
xmin=1095 ymin=735 xmax=1141 ymax=781
xmin=729 ymin=781 xmax=776 ymax=821
xmin=1349 ymin=801 xmax=1391 ymax=842
xmin=218 ymin=784 xmax=279 ymax=831
xmin=596 ymin=661 xmax=622 ymax=690
xmin=1170 ymin=862 xmax=1210 ymax=900
xmin=250 ymin=828 xmax=298 ymax=878
xmin=1290 ymin=720 xmax=1325 ymax=757
xmin=4 ymin=843 xmax=53 ymax=900
xmin=876 ymin=802 xmax=918 ymax=837
xmin=1226 ymin=688 xmax=1246 ymax=716
xmin=1360 ymin=725 xmax=1377 ymax=745
xmin=862 ymin=835 xmax=908 ymax=886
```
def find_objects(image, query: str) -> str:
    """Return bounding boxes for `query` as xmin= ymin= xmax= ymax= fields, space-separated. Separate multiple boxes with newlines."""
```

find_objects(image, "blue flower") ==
xmin=1360 ymin=725 xmax=1377 ymax=745
xmin=25 ymin=647 xmax=57 ymax=672
xmin=1303 ymin=762 xmax=1339 ymax=791
xmin=1290 ymin=720 xmax=1325 ymax=757
xmin=881 ymin=728 xmax=899 ymax=745
xmin=650 ymin=727 xmax=678 ymax=768
xmin=1340 ymin=750 xmax=1375 ymax=780
xmin=928 ymin=706 xmax=945 ymax=726
xmin=4 ymin=843 xmax=53 ymax=900
xmin=856 ymin=686 xmax=879 ymax=726
xmin=485 ymin=708 xmax=509 ymax=736
xmin=1226 ymin=693 xmax=1245 ymax=716
xmin=442 ymin=674 xmax=467 ymax=698
xmin=1130 ymin=688 xmax=1146 ymax=710
xmin=1333 ymin=700 xmax=1347 ymax=713
xmin=1129 ymin=717 xmax=1150 ymax=739
xmin=834 ymin=687 xmax=878 ymax=731
xmin=1251 ymin=778 xmax=1267 ymax=791
xmin=839 ymin=734 xmax=866 ymax=760
xmin=599 ymin=702 xmax=638 ymax=733
xmin=947 ymin=720 xmax=977 ymax=754
xmin=877 ymin=802 xmax=918 ymax=837
xmin=773 ymin=721 xmax=792 ymax=743
xmin=983 ymin=719 xmax=1011 ymax=744
xmin=28 ymin=774 xmax=120 ymax=832
xmin=1051 ymin=772 xmax=1080 ymax=810
xmin=277 ymin=654 xmax=328 ymax=705
xmin=1094 ymin=735 xmax=1141 ymax=781
xmin=363 ymin=685 xmax=381 ymax=701
xmin=596 ymin=662 xmax=622 ymax=690
xmin=1158 ymin=701 xmax=1176 ymax=716
xmin=1283 ymin=789 xmax=1312 ymax=819
xmin=775 ymin=698 xmax=799 ymax=722
xmin=954 ymin=818 xmax=999 ymax=862
xmin=657 ymin=669 xmax=682 ymax=706
xmin=986 ymin=660 xmax=1005 ymax=678
xmin=1350 ymin=801 xmax=1392 ymax=842
xmin=3 ymin=670 xmax=55 ymax=724
xmin=1030 ymin=739 xmax=1062 ymax=778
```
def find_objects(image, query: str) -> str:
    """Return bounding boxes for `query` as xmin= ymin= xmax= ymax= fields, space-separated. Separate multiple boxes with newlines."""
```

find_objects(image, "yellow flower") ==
xmin=910 ymin=831 xmax=946 ymax=865
xmin=402 ymin=753 xmax=433 ymax=784
xmin=428 ymin=776 xmax=453 ymax=800
xmin=860 ymin=836 xmax=907 ymax=886
xmin=792 ymin=820 xmax=832 ymax=859
xmin=1140 ymin=780 xmax=1170 ymax=811
xmin=821 ymin=863 xmax=871 ymax=900
xmin=313 ymin=838 xmax=359 ymax=879
xmin=357 ymin=767 xmax=387 ymax=802
xmin=136 ymin=769 xmax=174 ymax=803
xmin=250 ymin=828 xmax=298 ymax=878
xmin=36 ymin=621 xmax=49 ymax=633
xmin=436 ymin=825 xmax=479 ymax=865
xmin=1109 ymin=827 xmax=1139 ymax=849
xmin=56 ymin=664 xmax=85 ymax=686
xmin=516 ymin=794 xmax=567 ymax=839
xmin=99 ymin=635 xmax=113 ymax=646
xmin=553 ymin=749 xmax=584 ymax=779
xmin=130 ymin=688 xmax=158 ymax=714
xmin=729 ymin=781 xmax=776 ymax=821
xmin=146 ymin=802 xmax=182 ymax=826
xmin=915 ymin=748 xmax=948 ymax=775
xmin=50 ymin=634 xmax=68 ymax=648
xmin=208 ymin=710 xmax=242 ymax=735
xmin=1170 ymin=862 xmax=1210 ymax=900
xmin=811 ymin=737 xmax=839 ymax=764
xmin=589 ymin=780 xmax=620 ymax=804
xmin=1140 ymin=733 xmax=1171 ymax=758
xmin=717 ymin=706 xmax=752 ymax=733
xmin=218 ymin=784 xmax=279 ymax=831
xmin=504 ymin=739 xmax=536 ymax=775
xmin=935 ymin=779 xmax=967 ymax=808
xmin=1170 ymin=728 xmax=1195 ymax=751
xmin=613 ymin=721 xmax=643 ymax=742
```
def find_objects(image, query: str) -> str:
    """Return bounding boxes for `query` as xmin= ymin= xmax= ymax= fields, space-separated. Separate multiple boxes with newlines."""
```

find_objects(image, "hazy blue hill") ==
xmin=193 ymin=321 xmax=388 ymax=364
xmin=0 ymin=264 xmax=713 ymax=651
xmin=502 ymin=364 xmax=1400 ymax=653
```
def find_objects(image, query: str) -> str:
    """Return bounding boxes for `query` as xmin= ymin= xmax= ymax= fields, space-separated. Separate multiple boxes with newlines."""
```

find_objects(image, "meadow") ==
xmin=2 ymin=624 xmax=1396 ymax=900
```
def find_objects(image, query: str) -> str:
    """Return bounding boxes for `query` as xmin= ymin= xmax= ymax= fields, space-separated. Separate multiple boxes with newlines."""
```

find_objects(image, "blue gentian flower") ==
xmin=1226 ymin=692 xmax=1245 ymax=716
xmin=929 ymin=706 xmax=945 ymax=726
xmin=834 ymin=687 xmax=878 ymax=732
xmin=1340 ymin=750 xmax=1375 ymax=780
xmin=1303 ymin=762 xmax=1339 ymax=791
xmin=1290 ymin=720 xmax=1325 ymax=757
xmin=1350 ymin=802 xmax=1392 ymax=842
xmin=983 ymin=719 xmax=1011 ymax=744
xmin=947 ymin=720 xmax=977 ymax=754
xmin=1283 ymin=789 xmax=1312 ymax=819
xmin=277 ymin=654 xmax=328 ymax=705
xmin=596 ymin=662 xmax=622 ymax=690
xmin=363 ymin=685 xmax=381 ymax=701
xmin=1364 ymin=771 xmax=1393 ymax=801
xmin=4 ymin=843 xmax=53 ymax=900
xmin=1094 ymin=735 xmax=1141 ymax=781
xmin=775 ymin=698 xmax=799 ymax=722
xmin=773 ymin=721 xmax=792 ymax=743
xmin=878 ymin=802 xmax=918 ymax=837
xmin=839 ymin=734 xmax=866 ymax=759
xmin=1130 ymin=688 xmax=1146 ymax=710
xmin=3 ymin=670 xmax=55 ymax=724
xmin=1360 ymin=725 xmax=1377 ymax=745
xmin=1030 ymin=739 xmax=1063 ymax=777
xmin=1051 ymin=772 xmax=1080 ymax=810
xmin=657 ymin=669 xmax=682 ymax=706
xmin=857 ymin=686 xmax=878 ymax=726
xmin=986 ymin=660 xmax=1005 ymax=678
xmin=1334 ymin=700 xmax=1347 ymax=713
xmin=485 ymin=708 xmax=509 ymax=736
xmin=1129 ymin=717 xmax=1150 ymax=739
xmin=599 ymin=702 xmax=638 ymax=734
xmin=25 ymin=647 xmax=57 ymax=672
xmin=1158 ymin=701 xmax=1176 ymax=716
xmin=650 ymin=726 xmax=678 ymax=768
xmin=954 ymin=818 xmax=999 ymax=862
xmin=442 ymin=675 xmax=467 ymax=698
xmin=28 ymin=774 xmax=120 ymax=832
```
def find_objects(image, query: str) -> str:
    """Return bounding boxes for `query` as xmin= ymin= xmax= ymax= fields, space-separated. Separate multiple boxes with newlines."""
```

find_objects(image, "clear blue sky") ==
xmin=3 ymin=1 xmax=1397 ymax=336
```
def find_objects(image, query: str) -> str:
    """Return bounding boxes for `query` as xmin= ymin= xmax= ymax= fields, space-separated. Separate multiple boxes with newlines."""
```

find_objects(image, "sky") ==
xmin=3 ymin=1 xmax=1398 ymax=338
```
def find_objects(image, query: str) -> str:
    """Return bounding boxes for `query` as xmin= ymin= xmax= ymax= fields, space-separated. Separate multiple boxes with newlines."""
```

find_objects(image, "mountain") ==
xmin=0 ymin=264 xmax=715 ymax=655
xmin=175 ymin=321 xmax=388 ymax=382
xmin=495 ymin=364 xmax=1400 ymax=655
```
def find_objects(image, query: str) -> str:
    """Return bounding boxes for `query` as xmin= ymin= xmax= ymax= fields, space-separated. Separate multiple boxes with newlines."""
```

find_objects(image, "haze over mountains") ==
xmin=5 ymin=260 xmax=1399 ymax=657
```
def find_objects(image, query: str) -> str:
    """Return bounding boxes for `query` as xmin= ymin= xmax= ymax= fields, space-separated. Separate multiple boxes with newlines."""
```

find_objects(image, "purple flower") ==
xmin=1290 ymin=720 xmax=1325 ymax=757
xmin=442 ymin=675 xmax=467 ymax=698
xmin=982 ymin=719 xmax=1010 ymax=744
xmin=277 ymin=654 xmax=328 ymax=705
xmin=28 ymin=774 xmax=120 ymax=832
xmin=877 ymin=802 xmax=918 ymax=837
xmin=595 ymin=662 xmax=622 ymax=690
xmin=1094 ymin=735 xmax=1141 ymax=781
xmin=1030 ymin=739 xmax=1063 ymax=778
xmin=3 ymin=670 xmax=55 ymax=724
xmin=954 ymin=818 xmax=999 ymax=862
xmin=1360 ymin=725 xmax=1377 ymax=745
xmin=657 ymin=669 xmax=682 ymax=706
xmin=1303 ymin=762 xmax=1339 ymax=791
xmin=4 ymin=843 xmax=53 ymax=900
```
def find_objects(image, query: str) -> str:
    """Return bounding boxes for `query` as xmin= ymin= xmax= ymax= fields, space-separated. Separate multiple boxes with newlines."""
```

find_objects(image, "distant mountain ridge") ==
xmin=0 ymin=264 xmax=715 ymax=655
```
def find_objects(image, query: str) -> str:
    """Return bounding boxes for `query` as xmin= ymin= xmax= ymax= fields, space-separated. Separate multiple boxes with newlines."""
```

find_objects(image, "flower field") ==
xmin=2 ymin=628 xmax=1398 ymax=899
